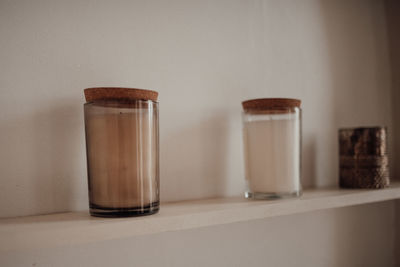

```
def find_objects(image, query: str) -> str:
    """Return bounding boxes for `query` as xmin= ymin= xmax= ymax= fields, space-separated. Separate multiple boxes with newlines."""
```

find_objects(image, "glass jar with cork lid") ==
xmin=242 ymin=98 xmax=302 ymax=199
xmin=84 ymin=87 xmax=159 ymax=217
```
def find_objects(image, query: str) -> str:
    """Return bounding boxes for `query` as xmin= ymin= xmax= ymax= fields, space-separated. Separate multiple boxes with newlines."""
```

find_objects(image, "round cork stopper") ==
xmin=84 ymin=87 xmax=158 ymax=102
xmin=242 ymin=98 xmax=301 ymax=111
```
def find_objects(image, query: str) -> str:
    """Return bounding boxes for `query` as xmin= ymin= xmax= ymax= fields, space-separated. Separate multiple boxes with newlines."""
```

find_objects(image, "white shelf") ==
xmin=1 ymin=182 xmax=400 ymax=252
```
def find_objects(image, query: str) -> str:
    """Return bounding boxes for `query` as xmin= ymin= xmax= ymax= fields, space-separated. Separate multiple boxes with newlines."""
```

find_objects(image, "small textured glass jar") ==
xmin=242 ymin=98 xmax=302 ymax=199
xmin=84 ymin=87 xmax=159 ymax=217
xmin=339 ymin=127 xmax=389 ymax=189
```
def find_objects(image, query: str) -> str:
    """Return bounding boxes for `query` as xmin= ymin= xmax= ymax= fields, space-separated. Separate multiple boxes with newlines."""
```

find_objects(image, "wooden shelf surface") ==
xmin=1 ymin=182 xmax=400 ymax=252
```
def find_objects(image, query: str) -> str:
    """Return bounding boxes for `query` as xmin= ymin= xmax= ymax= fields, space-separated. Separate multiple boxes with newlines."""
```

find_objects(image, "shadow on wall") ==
xmin=319 ymin=0 xmax=393 ymax=185
xmin=0 ymin=98 xmax=85 ymax=217
xmin=160 ymin=112 xmax=230 ymax=202
xmin=385 ymin=1 xmax=400 ymax=266
xmin=386 ymin=0 xmax=400 ymax=182
xmin=301 ymin=134 xmax=316 ymax=188
xmin=31 ymin=101 xmax=85 ymax=214
xmin=318 ymin=0 xmax=395 ymax=265
xmin=32 ymin=100 xmax=86 ymax=216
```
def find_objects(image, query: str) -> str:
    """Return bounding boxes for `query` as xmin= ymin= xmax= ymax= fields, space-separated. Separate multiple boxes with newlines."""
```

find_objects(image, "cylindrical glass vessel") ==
xmin=84 ymin=87 xmax=159 ymax=217
xmin=242 ymin=98 xmax=302 ymax=199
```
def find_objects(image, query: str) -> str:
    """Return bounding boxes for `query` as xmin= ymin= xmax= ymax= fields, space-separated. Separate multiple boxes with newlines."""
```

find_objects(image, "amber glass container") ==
xmin=84 ymin=87 xmax=159 ymax=217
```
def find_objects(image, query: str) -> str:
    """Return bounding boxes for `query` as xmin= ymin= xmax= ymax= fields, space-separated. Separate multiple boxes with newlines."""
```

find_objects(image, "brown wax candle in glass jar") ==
xmin=84 ymin=87 xmax=159 ymax=217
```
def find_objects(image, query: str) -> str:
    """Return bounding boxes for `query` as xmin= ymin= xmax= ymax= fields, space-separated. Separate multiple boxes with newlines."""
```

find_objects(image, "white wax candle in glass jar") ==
xmin=242 ymin=98 xmax=302 ymax=199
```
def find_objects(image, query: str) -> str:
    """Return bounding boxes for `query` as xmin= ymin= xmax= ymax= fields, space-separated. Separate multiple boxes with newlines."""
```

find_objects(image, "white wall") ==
xmin=0 ymin=0 xmax=393 ymax=218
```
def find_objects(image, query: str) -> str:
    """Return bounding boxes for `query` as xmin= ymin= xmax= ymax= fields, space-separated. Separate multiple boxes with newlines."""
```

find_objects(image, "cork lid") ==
xmin=84 ymin=87 xmax=158 ymax=102
xmin=242 ymin=98 xmax=301 ymax=112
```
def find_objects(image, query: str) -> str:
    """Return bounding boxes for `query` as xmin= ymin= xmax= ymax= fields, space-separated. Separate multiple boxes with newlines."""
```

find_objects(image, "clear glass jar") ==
xmin=242 ymin=98 xmax=302 ymax=199
xmin=84 ymin=88 xmax=159 ymax=217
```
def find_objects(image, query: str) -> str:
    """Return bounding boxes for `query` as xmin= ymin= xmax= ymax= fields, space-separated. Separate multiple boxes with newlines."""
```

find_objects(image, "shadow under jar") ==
xmin=84 ymin=87 xmax=159 ymax=217
xmin=242 ymin=98 xmax=302 ymax=199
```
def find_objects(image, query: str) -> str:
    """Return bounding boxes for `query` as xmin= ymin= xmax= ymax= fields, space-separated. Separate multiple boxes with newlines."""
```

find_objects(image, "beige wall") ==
xmin=0 ymin=0 xmax=393 ymax=218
